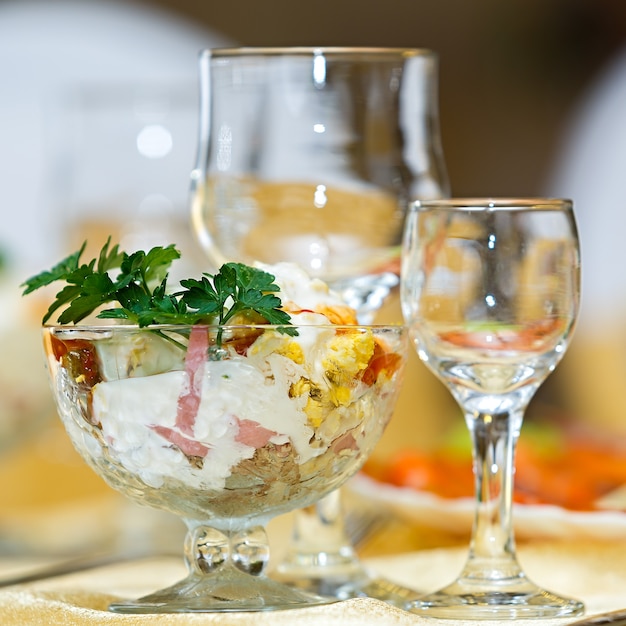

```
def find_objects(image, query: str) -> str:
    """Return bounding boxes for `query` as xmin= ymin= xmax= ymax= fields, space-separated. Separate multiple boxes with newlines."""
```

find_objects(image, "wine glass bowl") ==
xmin=401 ymin=198 xmax=584 ymax=619
xmin=191 ymin=46 xmax=449 ymax=320
xmin=43 ymin=322 xmax=408 ymax=613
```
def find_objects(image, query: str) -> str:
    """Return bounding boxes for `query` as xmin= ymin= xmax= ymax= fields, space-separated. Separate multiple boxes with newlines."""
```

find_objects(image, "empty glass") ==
xmin=401 ymin=198 xmax=584 ymax=619
xmin=190 ymin=46 xmax=449 ymax=602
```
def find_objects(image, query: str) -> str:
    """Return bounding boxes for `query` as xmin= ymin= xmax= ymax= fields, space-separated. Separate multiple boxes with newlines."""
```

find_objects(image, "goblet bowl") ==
xmin=43 ymin=322 xmax=407 ymax=613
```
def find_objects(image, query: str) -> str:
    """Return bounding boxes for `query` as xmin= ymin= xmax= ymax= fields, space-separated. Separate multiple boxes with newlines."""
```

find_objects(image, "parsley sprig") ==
xmin=179 ymin=263 xmax=292 ymax=327
xmin=21 ymin=239 xmax=296 ymax=336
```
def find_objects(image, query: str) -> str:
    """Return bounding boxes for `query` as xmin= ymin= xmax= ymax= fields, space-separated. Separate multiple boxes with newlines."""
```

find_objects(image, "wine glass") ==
xmin=43 ymin=322 xmax=408 ymax=612
xmin=190 ymin=46 xmax=449 ymax=602
xmin=400 ymin=198 xmax=584 ymax=619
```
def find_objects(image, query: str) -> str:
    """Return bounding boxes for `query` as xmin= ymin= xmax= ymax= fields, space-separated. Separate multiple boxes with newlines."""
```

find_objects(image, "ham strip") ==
xmin=235 ymin=418 xmax=277 ymax=448
xmin=152 ymin=327 xmax=279 ymax=457
xmin=330 ymin=431 xmax=358 ymax=453
xmin=152 ymin=326 xmax=210 ymax=455
xmin=176 ymin=325 xmax=209 ymax=435
xmin=150 ymin=424 xmax=210 ymax=458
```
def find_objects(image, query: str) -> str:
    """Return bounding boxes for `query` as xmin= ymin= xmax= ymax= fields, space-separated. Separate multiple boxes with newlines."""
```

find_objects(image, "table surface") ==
xmin=1 ymin=537 xmax=626 ymax=625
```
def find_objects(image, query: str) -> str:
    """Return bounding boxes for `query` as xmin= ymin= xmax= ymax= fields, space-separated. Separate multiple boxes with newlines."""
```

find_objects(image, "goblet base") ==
xmin=273 ymin=491 xmax=420 ymax=607
xmin=406 ymin=577 xmax=584 ymax=620
xmin=109 ymin=565 xmax=334 ymax=613
xmin=273 ymin=560 xmax=420 ymax=607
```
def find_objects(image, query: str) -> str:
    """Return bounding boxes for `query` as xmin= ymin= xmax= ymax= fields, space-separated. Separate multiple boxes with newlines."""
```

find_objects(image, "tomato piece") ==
xmin=361 ymin=339 xmax=403 ymax=386
xmin=222 ymin=328 xmax=264 ymax=355
xmin=53 ymin=338 xmax=102 ymax=388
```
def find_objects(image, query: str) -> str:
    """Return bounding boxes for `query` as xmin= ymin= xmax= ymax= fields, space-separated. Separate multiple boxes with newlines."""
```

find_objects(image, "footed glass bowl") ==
xmin=43 ymin=323 xmax=407 ymax=613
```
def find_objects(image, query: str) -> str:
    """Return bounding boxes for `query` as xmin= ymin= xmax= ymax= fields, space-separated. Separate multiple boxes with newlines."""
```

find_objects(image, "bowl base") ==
xmin=108 ymin=566 xmax=335 ymax=613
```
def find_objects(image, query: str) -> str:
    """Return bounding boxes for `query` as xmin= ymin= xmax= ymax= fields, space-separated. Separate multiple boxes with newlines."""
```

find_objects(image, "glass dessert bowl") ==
xmin=43 ymin=321 xmax=407 ymax=613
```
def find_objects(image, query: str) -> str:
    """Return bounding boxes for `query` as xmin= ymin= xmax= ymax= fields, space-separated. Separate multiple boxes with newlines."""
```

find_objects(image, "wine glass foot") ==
xmin=348 ymin=574 xmax=422 ymax=607
xmin=109 ymin=565 xmax=334 ymax=613
xmin=273 ymin=563 xmax=420 ymax=607
xmin=406 ymin=578 xmax=584 ymax=620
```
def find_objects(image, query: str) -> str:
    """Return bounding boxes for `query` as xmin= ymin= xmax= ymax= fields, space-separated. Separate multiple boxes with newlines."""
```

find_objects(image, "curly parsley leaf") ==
xmin=21 ymin=242 xmax=88 ymax=295
xmin=180 ymin=262 xmax=296 ymax=334
xmin=21 ymin=240 xmax=295 ymax=336
xmin=21 ymin=239 xmax=183 ymax=325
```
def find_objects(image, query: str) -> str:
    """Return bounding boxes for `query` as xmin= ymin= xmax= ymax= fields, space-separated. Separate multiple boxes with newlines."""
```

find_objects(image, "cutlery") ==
xmin=0 ymin=552 xmax=157 ymax=588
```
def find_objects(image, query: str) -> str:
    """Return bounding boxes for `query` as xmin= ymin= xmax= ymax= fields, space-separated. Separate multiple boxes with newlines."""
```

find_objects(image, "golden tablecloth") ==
xmin=1 ymin=540 xmax=625 ymax=625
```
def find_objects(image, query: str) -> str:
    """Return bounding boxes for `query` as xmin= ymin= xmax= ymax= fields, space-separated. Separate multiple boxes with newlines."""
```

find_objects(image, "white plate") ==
xmin=348 ymin=473 xmax=626 ymax=541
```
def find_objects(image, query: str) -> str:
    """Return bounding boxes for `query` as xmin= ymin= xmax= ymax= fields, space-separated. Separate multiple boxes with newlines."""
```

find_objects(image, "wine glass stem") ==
xmin=462 ymin=408 xmax=524 ymax=581
xmin=281 ymin=489 xmax=363 ymax=574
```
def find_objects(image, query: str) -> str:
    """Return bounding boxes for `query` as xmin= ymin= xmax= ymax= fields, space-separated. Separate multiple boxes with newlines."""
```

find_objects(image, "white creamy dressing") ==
xmin=92 ymin=353 xmax=319 ymax=489
xmin=90 ymin=262 xmax=355 ymax=490
xmin=255 ymin=261 xmax=345 ymax=310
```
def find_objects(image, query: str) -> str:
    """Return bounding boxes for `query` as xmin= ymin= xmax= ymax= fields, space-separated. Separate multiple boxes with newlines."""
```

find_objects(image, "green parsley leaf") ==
xmin=21 ymin=239 xmax=296 ymax=337
xmin=21 ymin=242 xmax=87 ymax=295
xmin=179 ymin=262 xmax=296 ymax=334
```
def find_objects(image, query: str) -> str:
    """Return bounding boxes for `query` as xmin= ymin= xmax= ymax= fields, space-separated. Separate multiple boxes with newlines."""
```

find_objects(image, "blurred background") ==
xmin=159 ymin=0 xmax=626 ymax=196
xmin=3 ymin=0 xmax=626 ymax=269
xmin=2 ymin=0 xmax=626 ymax=555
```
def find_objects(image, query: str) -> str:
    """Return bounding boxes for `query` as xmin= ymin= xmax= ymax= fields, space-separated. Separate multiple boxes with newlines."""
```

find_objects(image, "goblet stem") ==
xmin=109 ymin=523 xmax=331 ymax=613
xmin=274 ymin=491 xmax=420 ymax=605
xmin=407 ymin=405 xmax=584 ymax=619
xmin=273 ymin=491 xmax=366 ymax=590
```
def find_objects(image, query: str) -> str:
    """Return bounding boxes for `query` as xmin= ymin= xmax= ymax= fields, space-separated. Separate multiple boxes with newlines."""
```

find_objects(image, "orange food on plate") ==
xmin=364 ymin=421 xmax=626 ymax=512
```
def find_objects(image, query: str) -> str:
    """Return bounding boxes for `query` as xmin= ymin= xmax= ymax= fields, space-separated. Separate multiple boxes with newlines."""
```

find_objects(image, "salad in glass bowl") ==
xmin=22 ymin=240 xmax=408 ymax=613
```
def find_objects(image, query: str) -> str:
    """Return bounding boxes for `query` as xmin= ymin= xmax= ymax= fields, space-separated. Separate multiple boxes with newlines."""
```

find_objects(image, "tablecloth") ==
xmin=1 ymin=540 xmax=625 ymax=625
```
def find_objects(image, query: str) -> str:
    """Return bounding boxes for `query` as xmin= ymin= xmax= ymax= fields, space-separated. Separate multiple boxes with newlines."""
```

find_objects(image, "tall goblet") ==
xmin=401 ymin=198 xmax=584 ymax=619
xmin=190 ymin=46 xmax=449 ymax=602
